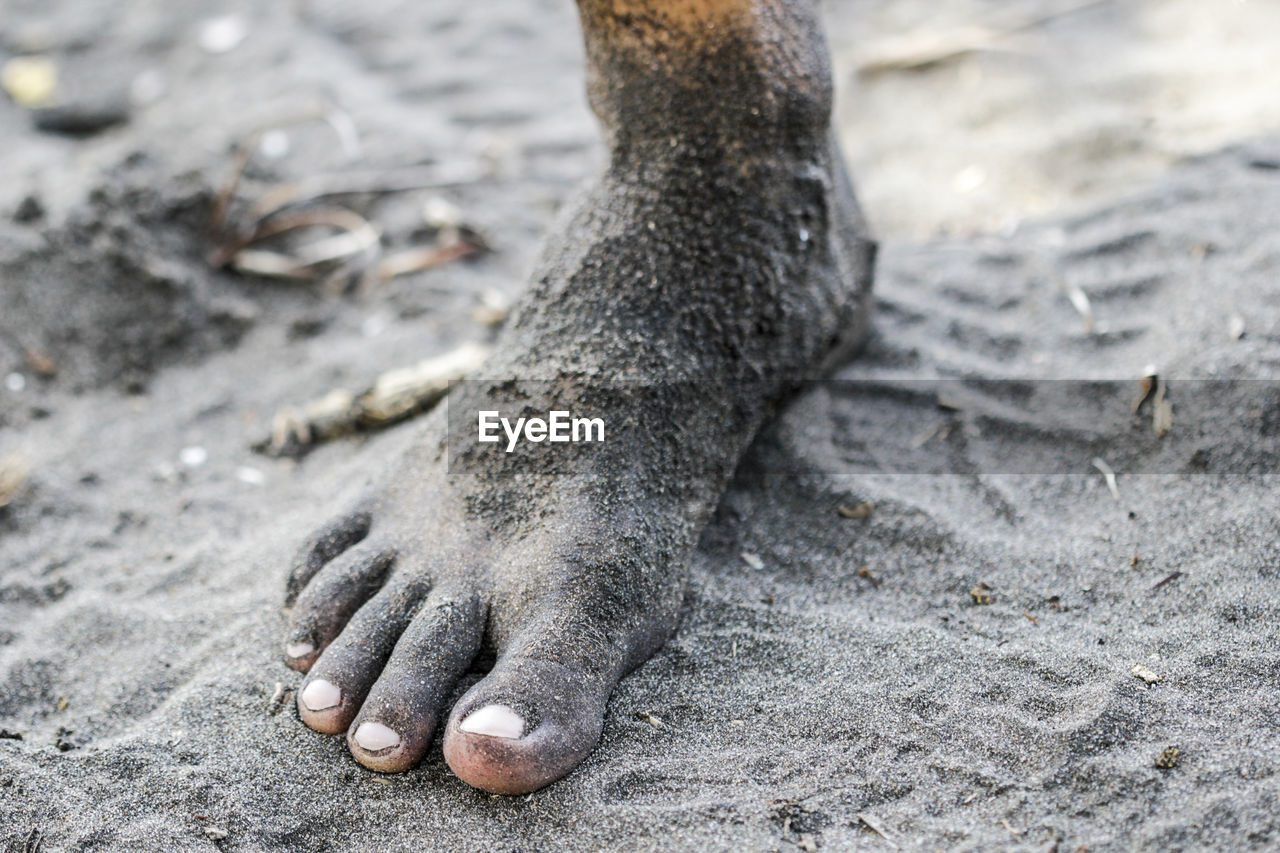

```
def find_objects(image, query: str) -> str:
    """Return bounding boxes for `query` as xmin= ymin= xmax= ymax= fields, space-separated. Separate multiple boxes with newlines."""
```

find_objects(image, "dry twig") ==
xmin=258 ymin=342 xmax=489 ymax=456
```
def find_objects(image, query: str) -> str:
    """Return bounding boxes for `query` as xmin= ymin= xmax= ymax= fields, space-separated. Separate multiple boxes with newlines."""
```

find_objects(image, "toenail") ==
xmin=353 ymin=722 xmax=401 ymax=752
xmin=285 ymin=641 xmax=314 ymax=659
xmin=459 ymin=704 xmax=524 ymax=739
xmin=300 ymin=679 xmax=341 ymax=711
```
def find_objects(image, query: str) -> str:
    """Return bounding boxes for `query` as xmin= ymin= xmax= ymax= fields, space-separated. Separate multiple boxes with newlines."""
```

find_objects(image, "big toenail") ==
xmin=300 ymin=679 xmax=341 ymax=711
xmin=353 ymin=722 xmax=401 ymax=752
xmin=459 ymin=705 xmax=524 ymax=739
xmin=285 ymin=641 xmax=314 ymax=659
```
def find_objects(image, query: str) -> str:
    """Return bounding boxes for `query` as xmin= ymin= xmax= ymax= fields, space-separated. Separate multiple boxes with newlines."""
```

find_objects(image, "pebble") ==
xmin=198 ymin=16 xmax=248 ymax=54
xmin=179 ymin=446 xmax=208 ymax=468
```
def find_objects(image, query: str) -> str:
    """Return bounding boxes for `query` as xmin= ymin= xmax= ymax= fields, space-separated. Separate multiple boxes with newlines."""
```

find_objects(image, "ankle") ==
xmin=578 ymin=0 xmax=834 ymax=148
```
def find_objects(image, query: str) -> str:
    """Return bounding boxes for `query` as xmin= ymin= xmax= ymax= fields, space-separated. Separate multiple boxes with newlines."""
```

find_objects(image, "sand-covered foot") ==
xmin=280 ymin=0 xmax=874 ymax=795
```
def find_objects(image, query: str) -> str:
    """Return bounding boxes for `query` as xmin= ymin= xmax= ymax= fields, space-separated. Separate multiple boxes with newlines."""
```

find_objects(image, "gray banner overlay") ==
xmin=445 ymin=378 xmax=1279 ymax=475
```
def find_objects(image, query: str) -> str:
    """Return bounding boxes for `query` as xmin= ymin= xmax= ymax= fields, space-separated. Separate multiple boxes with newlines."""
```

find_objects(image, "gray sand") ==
xmin=2 ymin=0 xmax=1279 ymax=850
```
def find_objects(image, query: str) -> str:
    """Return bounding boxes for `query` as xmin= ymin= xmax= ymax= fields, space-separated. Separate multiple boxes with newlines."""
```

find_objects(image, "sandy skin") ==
xmin=283 ymin=0 xmax=874 ymax=795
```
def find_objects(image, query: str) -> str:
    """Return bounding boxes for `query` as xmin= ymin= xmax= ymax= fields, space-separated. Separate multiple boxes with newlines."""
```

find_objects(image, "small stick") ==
xmin=857 ymin=813 xmax=899 ymax=849
xmin=259 ymin=342 xmax=490 ymax=456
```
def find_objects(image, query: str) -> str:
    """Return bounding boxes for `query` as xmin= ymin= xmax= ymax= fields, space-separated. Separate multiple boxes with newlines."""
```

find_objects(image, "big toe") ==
xmin=442 ymin=655 xmax=611 ymax=795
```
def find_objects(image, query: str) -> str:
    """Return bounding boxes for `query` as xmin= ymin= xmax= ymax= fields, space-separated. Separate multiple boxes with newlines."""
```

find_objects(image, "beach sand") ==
xmin=2 ymin=0 xmax=1278 ymax=849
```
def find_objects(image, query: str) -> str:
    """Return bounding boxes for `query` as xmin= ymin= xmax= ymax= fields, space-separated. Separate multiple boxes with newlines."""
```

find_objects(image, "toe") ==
xmin=441 ymin=630 xmax=623 ymax=795
xmin=285 ymin=510 xmax=372 ymax=606
xmin=283 ymin=544 xmax=393 ymax=672
xmin=296 ymin=578 xmax=427 ymax=734
xmin=346 ymin=592 xmax=484 ymax=772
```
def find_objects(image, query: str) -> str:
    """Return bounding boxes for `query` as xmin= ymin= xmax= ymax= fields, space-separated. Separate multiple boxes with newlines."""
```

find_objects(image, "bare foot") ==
xmin=282 ymin=0 xmax=874 ymax=795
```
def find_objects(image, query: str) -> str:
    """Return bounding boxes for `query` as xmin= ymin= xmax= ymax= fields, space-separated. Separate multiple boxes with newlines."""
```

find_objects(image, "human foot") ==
xmin=281 ymin=0 xmax=874 ymax=795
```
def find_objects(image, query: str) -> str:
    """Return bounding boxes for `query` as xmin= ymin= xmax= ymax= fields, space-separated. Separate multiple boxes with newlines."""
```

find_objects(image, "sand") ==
xmin=2 ymin=0 xmax=1279 ymax=850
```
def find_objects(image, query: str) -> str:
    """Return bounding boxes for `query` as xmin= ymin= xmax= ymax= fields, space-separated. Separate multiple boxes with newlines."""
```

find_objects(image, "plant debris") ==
xmin=1092 ymin=457 xmax=1120 ymax=500
xmin=837 ymin=501 xmax=875 ymax=519
xmin=1150 ymin=571 xmax=1183 ymax=592
xmin=257 ymin=342 xmax=489 ymax=457
xmin=970 ymin=582 xmax=995 ymax=605
xmin=208 ymin=114 xmax=487 ymax=291
xmin=855 ymin=0 xmax=1113 ymax=76
xmin=1131 ymin=663 xmax=1163 ymax=685
xmin=363 ymin=240 xmax=482 ymax=291
xmin=266 ymin=682 xmax=292 ymax=716
xmin=634 ymin=711 xmax=666 ymax=729
xmin=856 ymin=813 xmax=898 ymax=849
xmin=1155 ymin=746 xmax=1181 ymax=769
xmin=23 ymin=348 xmax=56 ymax=378
xmin=0 ymin=453 xmax=30 ymax=509
xmin=1133 ymin=373 xmax=1173 ymax=437
xmin=909 ymin=420 xmax=949 ymax=448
